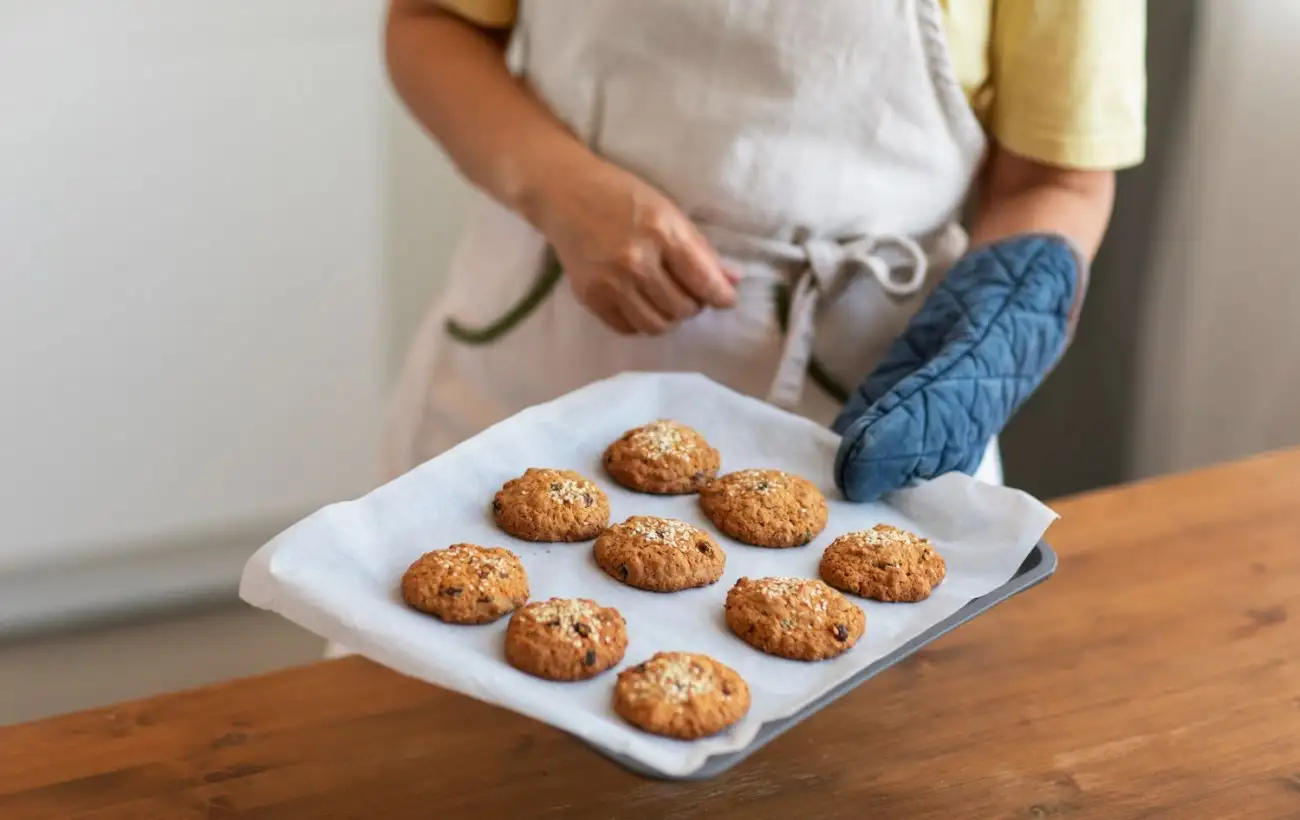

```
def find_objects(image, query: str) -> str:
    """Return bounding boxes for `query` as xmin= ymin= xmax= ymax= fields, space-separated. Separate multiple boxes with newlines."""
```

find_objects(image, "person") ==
xmin=380 ymin=0 xmax=1146 ymax=498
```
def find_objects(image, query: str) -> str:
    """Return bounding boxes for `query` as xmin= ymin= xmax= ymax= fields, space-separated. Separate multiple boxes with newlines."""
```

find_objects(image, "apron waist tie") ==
xmin=701 ymin=223 xmax=948 ymax=410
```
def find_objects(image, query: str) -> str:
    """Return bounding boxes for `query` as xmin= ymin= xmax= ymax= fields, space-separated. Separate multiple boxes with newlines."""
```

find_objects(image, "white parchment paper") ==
xmin=240 ymin=372 xmax=1056 ymax=777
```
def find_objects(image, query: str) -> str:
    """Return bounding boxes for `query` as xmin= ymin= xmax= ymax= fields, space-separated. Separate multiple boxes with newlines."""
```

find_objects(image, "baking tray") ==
xmin=590 ymin=540 xmax=1058 ymax=780
xmin=242 ymin=373 xmax=1058 ymax=779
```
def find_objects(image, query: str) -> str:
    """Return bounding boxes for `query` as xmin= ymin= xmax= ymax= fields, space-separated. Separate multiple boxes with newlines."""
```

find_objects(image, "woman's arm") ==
xmin=384 ymin=0 xmax=583 ymax=218
xmin=970 ymin=146 xmax=1116 ymax=260
xmin=834 ymin=145 xmax=1112 ymax=500
xmin=385 ymin=0 xmax=735 ymax=334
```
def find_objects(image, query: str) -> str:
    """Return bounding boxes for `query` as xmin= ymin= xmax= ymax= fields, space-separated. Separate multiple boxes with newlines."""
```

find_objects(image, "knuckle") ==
xmin=645 ymin=211 xmax=676 ymax=239
xmin=616 ymin=241 xmax=655 ymax=276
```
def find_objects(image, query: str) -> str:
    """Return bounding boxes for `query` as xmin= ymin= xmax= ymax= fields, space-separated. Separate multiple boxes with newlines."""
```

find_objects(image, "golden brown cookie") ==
xmin=613 ymin=652 xmax=751 ymax=739
xmin=819 ymin=524 xmax=947 ymax=602
xmin=400 ymin=544 xmax=529 ymax=625
xmin=504 ymin=598 xmax=628 ymax=681
xmin=699 ymin=469 xmax=829 ymax=548
xmin=492 ymin=468 xmax=610 ymax=542
xmin=602 ymin=420 xmax=721 ymax=494
xmin=593 ymin=516 xmax=726 ymax=592
xmin=724 ymin=576 xmax=864 ymax=661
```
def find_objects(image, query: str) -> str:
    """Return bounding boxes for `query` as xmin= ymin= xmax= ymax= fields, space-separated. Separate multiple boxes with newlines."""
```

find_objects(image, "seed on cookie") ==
xmin=613 ymin=651 xmax=751 ymax=739
xmin=723 ymin=576 xmax=865 ymax=661
xmin=819 ymin=524 xmax=946 ymax=602
xmin=603 ymin=420 xmax=721 ymax=494
xmin=504 ymin=597 xmax=628 ymax=681
xmin=492 ymin=468 xmax=610 ymax=542
xmin=699 ymin=469 xmax=829 ymax=548
xmin=400 ymin=544 xmax=529 ymax=625
xmin=593 ymin=516 xmax=726 ymax=592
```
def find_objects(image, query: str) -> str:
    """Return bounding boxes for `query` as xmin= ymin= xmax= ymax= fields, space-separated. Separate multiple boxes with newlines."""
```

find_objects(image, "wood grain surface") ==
xmin=3 ymin=450 xmax=1300 ymax=819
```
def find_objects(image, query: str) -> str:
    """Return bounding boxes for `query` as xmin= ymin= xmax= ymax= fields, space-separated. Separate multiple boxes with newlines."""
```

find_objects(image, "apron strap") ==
xmin=703 ymin=224 xmax=938 ymax=410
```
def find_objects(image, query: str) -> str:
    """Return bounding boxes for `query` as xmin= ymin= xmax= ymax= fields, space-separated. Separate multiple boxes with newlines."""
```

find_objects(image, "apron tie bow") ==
xmin=801 ymin=233 xmax=930 ymax=299
xmin=768 ymin=231 xmax=930 ymax=410
xmin=697 ymin=221 xmax=945 ymax=411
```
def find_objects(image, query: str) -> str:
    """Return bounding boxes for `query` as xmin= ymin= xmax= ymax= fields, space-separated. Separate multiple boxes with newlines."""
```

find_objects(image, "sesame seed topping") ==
xmin=835 ymin=525 xmax=933 ymax=567
xmin=521 ymin=599 xmax=605 ymax=648
xmin=627 ymin=654 xmax=716 ymax=704
xmin=725 ymin=469 xmax=787 ymax=494
xmin=622 ymin=517 xmax=700 ymax=549
xmin=859 ymin=524 xmax=919 ymax=547
xmin=429 ymin=546 xmax=513 ymax=577
xmin=750 ymin=577 xmax=832 ymax=619
xmin=548 ymin=477 xmax=595 ymax=505
xmin=755 ymin=576 xmax=827 ymax=601
xmin=628 ymin=420 xmax=697 ymax=460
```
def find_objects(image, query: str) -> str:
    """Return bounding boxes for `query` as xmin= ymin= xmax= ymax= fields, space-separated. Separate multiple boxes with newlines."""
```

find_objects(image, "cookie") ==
xmin=724 ymin=576 xmax=865 ymax=661
xmin=602 ymin=420 xmax=721 ymax=494
xmin=819 ymin=524 xmax=946 ymax=602
xmin=593 ymin=516 xmax=726 ymax=592
xmin=613 ymin=652 xmax=751 ymax=739
xmin=492 ymin=468 xmax=610 ymax=542
xmin=504 ymin=598 xmax=628 ymax=681
xmin=699 ymin=469 xmax=829 ymax=548
xmin=400 ymin=544 xmax=529 ymax=624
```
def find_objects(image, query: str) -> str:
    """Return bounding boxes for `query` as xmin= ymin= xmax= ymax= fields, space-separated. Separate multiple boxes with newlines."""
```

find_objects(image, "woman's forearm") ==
xmin=970 ymin=146 xmax=1116 ymax=260
xmin=385 ymin=0 xmax=595 ymax=223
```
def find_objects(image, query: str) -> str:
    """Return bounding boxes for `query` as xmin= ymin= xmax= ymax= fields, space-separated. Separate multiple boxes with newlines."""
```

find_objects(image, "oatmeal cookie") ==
xmin=613 ymin=652 xmax=750 ymax=739
xmin=603 ymin=420 xmax=721 ymax=494
xmin=724 ymin=576 xmax=864 ymax=661
xmin=492 ymin=468 xmax=610 ymax=542
xmin=401 ymin=544 xmax=529 ymax=624
xmin=504 ymin=598 xmax=627 ymax=681
xmin=699 ymin=469 xmax=828 ymax=548
xmin=593 ymin=516 xmax=725 ymax=592
xmin=820 ymin=524 xmax=946 ymax=602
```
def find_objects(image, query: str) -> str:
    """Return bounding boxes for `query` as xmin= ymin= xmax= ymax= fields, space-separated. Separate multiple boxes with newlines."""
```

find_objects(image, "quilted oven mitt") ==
xmin=832 ymin=233 xmax=1087 ymax=502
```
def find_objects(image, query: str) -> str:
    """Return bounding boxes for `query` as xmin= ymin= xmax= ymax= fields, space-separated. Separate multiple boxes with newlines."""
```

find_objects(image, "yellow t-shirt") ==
xmin=438 ymin=0 xmax=1147 ymax=171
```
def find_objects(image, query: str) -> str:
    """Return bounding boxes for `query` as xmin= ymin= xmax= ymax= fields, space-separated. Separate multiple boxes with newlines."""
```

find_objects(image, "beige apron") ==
xmin=382 ymin=0 xmax=998 ymax=485
xmin=330 ymin=2 xmax=1002 ymax=659
xmin=379 ymin=0 xmax=993 ymax=488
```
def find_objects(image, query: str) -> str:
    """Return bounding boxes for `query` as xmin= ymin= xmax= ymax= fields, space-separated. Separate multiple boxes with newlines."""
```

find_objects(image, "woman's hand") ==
xmin=524 ymin=153 xmax=737 ymax=335
xmin=385 ymin=1 xmax=733 ymax=335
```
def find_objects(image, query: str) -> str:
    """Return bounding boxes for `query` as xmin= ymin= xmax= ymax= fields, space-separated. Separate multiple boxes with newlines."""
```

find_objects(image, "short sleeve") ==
xmin=989 ymin=0 xmax=1147 ymax=170
xmin=437 ymin=0 xmax=517 ymax=28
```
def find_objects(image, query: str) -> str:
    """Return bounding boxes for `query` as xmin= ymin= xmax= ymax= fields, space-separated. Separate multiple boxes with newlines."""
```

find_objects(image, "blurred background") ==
xmin=3 ymin=2 xmax=1297 ymax=722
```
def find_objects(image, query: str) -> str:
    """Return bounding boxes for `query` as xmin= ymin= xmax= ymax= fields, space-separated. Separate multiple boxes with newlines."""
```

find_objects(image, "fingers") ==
xmin=613 ymin=284 xmax=672 ymax=335
xmin=583 ymin=288 xmax=637 ymax=335
xmin=610 ymin=241 xmax=695 ymax=334
xmin=583 ymin=280 xmax=669 ymax=336
xmin=636 ymin=260 xmax=701 ymax=321
xmin=660 ymin=226 xmax=736 ymax=309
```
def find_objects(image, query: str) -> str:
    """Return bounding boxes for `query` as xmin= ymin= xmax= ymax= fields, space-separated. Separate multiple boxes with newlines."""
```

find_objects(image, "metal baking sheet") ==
xmin=241 ymin=373 xmax=1057 ymax=779
xmin=590 ymin=541 xmax=1058 ymax=780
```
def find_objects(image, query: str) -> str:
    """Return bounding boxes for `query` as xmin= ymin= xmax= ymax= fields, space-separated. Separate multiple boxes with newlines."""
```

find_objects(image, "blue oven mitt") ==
xmin=832 ymin=233 xmax=1087 ymax=502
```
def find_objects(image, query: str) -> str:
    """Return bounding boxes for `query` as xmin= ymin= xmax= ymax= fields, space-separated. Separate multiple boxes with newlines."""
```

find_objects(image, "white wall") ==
xmin=0 ymin=1 xmax=416 ymax=584
xmin=382 ymin=97 xmax=471 ymax=378
xmin=1133 ymin=1 xmax=1300 ymax=476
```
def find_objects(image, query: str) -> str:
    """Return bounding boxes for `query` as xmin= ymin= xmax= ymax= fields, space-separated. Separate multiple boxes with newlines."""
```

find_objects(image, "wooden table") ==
xmin=4 ymin=452 xmax=1300 ymax=819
